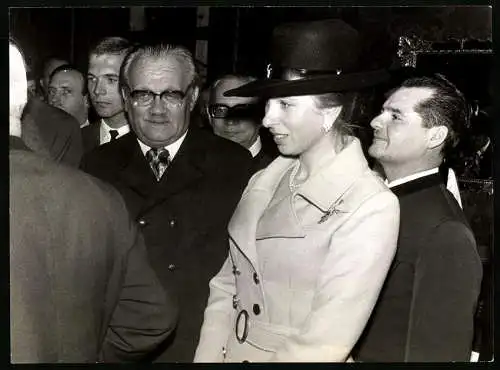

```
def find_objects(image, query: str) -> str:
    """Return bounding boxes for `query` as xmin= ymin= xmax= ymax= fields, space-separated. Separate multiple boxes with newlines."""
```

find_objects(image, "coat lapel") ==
xmin=150 ymin=129 xmax=204 ymax=202
xmin=82 ymin=121 xmax=101 ymax=152
xmin=229 ymin=138 xmax=371 ymax=268
xmin=229 ymin=156 xmax=302 ymax=267
xmin=119 ymin=129 xmax=205 ymax=209
xmin=118 ymin=134 xmax=158 ymax=197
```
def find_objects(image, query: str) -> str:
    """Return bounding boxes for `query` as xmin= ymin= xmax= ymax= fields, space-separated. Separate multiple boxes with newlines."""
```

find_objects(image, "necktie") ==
xmin=146 ymin=148 xmax=171 ymax=181
xmin=109 ymin=130 xmax=119 ymax=141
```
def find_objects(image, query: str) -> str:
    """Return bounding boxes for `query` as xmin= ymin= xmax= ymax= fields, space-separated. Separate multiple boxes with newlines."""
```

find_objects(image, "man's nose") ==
xmin=150 ymin=95 xmax=168 ymax=114
xmin=224 ymin=118 xmax=238 ymax=126
xmin=93 ymin=80 xmax=106 ymax=96
xmin=370 ymin=114 xmax=384 ymax=130
xmin=49 ymin=93 xmax=62 ymax=106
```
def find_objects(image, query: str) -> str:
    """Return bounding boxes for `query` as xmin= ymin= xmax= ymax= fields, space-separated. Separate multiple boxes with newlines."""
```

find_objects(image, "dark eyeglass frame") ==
xmin=125 ymin=82 xmax=194 ymax=107
xmin=208 ymin=103 xmax=264 ymax=119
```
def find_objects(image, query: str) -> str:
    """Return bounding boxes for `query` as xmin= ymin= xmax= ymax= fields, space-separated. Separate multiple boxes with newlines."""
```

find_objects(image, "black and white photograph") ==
xmin=9 ymin=5 xmax=494 ymax=363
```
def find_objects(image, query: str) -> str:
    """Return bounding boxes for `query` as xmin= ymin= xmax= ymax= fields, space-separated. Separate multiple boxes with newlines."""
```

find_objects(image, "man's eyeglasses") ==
xmin=208 ymin=103 xmax=264 ymax=120
xmin=127 ymin=84 xmax=193 ymax=107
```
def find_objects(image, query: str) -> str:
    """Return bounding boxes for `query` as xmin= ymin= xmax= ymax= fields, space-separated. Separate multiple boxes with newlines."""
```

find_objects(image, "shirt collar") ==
xmin=248 ymin=135 xmax=262 ymax=158
xmin=80 ymin=119 xmax=90 ymax=128
xmin=100 ymin=118 xmax=130 ymax=143
xmin=137 ymin=129 xmax=189 ymax=161
xmin=386 ymin=167 xmax=439 ymax=188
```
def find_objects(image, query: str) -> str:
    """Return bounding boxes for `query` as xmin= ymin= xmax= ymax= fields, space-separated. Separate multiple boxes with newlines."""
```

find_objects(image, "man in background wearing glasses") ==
xmin=80 ymin=43 xmax=253 ymax=363
xmin=207 ymin=74 xmax=278 ymax=173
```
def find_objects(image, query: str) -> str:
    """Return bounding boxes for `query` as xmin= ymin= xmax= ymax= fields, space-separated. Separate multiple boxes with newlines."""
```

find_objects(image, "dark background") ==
xmin=9 ymin=6 xmax=493 ymax=86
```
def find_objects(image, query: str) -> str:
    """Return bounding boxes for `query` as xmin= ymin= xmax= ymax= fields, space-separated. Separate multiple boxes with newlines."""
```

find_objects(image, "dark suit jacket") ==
xmin=353 ymin=174 xmax=483 ymax=362
xmin=10 ymin=136 xmax=178 ymax=363
xmin=81 ymin=120 xmax=101 ymax=153
xmin=80 ymin=127 xmax=253 ymax=362
xmin=21 ymin=97 xmax=83 ymax=167
xmin=251 ymin=129 xmax=279 ymax=173
xmin=252 ymin=146 xmax=276 ymax=173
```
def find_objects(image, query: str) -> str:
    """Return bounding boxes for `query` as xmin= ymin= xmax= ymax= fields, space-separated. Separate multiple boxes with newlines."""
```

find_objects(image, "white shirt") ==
xmin=80 ymin=119 xmax=90 ymax=129
xmin=99 ymin=119 xmax=130 ymax=145
xmin=386 ymin=167 xmax=462 ymax=208
xmin=137 ymin=129 xmax=189 ymax=162
xmin=248 ymin=135 xmax=263 ymax=158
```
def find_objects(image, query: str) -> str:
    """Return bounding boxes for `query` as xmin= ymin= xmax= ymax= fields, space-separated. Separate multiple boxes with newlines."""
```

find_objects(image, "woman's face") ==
xmin=263 ymin=94 xmax=334 ymax=157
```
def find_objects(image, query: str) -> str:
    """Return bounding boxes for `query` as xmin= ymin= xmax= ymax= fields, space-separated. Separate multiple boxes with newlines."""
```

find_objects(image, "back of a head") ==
xmin=10 ymin=40 xmax=28 ymax=136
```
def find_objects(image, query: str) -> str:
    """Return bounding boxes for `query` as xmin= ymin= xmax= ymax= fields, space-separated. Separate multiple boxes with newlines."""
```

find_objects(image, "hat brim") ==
xmin=224 ymin=69 xmax=391 ymax=98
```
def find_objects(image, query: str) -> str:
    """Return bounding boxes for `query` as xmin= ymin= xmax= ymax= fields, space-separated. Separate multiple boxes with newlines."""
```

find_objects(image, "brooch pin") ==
xmin=318 ymin=198 xmax=347 ymax=224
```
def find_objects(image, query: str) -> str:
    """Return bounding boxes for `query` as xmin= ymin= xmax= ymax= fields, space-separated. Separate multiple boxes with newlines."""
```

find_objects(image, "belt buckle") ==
xmin=235 ymin=309 xmax=249 ymax=344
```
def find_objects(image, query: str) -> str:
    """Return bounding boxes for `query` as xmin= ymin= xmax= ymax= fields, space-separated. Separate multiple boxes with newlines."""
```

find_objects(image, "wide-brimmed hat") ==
xmin=224 ymin=19 xmax=391 ymax=98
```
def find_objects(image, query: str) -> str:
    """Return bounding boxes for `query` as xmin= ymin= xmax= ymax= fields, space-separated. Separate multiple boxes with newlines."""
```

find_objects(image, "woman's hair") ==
xmin=313 ymin=90 xmax=375 ymax=146
xmin=286 ymin=68 xmax=376 ymax=146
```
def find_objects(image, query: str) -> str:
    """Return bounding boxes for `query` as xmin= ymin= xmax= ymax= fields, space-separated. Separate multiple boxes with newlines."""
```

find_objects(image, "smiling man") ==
xmin=81 ymin=37 xmax=134 ymax=153
xmin=353 ymin=75 xmax=482 ymax=362
xmin=80 ymin=43 xmax=253 ymax=363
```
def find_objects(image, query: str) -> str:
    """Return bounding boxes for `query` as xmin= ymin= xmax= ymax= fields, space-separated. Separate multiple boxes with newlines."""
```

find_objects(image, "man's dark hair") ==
xmin=400 ymin=74 xmax=470 ymax=158
xmin=89 ymin=36 xmax=134 ymax=57
xmin=49 ymin=64 xmax=88 ymax=95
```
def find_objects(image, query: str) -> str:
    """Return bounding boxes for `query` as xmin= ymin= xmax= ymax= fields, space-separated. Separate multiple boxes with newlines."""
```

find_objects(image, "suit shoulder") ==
xmin=81 ymin=135 xmax=126 ymax=163
xmin=356 ymin=169 xmax=397 ymax=202
xmin=197 ymin=129 xmax=252 ymax=163
xmin=12 ymin=150 xmax=124 ymax=209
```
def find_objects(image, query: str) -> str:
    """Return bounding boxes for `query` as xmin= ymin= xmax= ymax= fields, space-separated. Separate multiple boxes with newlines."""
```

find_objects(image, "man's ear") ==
xmin=427 ymin=125 xmax=448 ymax=149
xmin=205 ymin=105 xmax=213 ymax=126
xmin=120 ymin=87 xmax=129 ymax=112
xmin=188 ymin=85 xmax=200 ymax=112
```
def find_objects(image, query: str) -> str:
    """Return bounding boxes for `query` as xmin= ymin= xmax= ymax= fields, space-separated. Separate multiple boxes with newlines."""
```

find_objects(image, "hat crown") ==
xmin=271 ymin=19 xmax=361 ymax=73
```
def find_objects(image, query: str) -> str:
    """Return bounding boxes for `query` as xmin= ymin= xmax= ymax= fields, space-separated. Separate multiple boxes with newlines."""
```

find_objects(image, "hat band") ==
xmin=265 ymin=63 xmax=344 ymax=80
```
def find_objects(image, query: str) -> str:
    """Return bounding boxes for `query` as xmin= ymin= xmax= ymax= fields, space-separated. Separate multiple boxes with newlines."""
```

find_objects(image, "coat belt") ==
xmin=233 ymin=311 xmax=298 ymax=352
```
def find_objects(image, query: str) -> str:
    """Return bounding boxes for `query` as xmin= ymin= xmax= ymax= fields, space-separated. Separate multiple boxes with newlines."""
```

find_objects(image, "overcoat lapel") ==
xmin=228 ymin=156 xmax=304 ymax=268
xmin=118 ymin=134 xmax=158 ymax=197
xmin=119 ymin=129 xmax=205 ymax=211
xmin=228 ymin=137 xmax=371 ymax=269
xmin=151 ymin=137 xmax=204 ymax=201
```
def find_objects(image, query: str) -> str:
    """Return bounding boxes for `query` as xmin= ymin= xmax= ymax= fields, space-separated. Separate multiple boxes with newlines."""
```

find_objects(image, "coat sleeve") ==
xmin=193 ymin=254 xmax=237 ymax=362
xmin=404 ymin=221 xmax=482 ymax=361
xmin=271 ymin=191 xmax=400 ymax=362
xmin=98 ymin=192 xmax=179 ymax=362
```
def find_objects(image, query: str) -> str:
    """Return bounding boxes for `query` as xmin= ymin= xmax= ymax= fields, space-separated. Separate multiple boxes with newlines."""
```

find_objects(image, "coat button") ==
xmin=169 ymin=219 xmax=175 ymax=227
xmin=253 ymin=304 xmax=261 ymax=315
xmin=138 ymin=219 xmax=147 ymax=226
xmin=253 ymin=272 xmax=259 ymax=284
xmin=168 ymin=264 xmax=176 ymax=271
xmin=232 ymin=265 xmax=241 ymax=275
xmin=242 ymin=360 xmax=250 ymax=363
